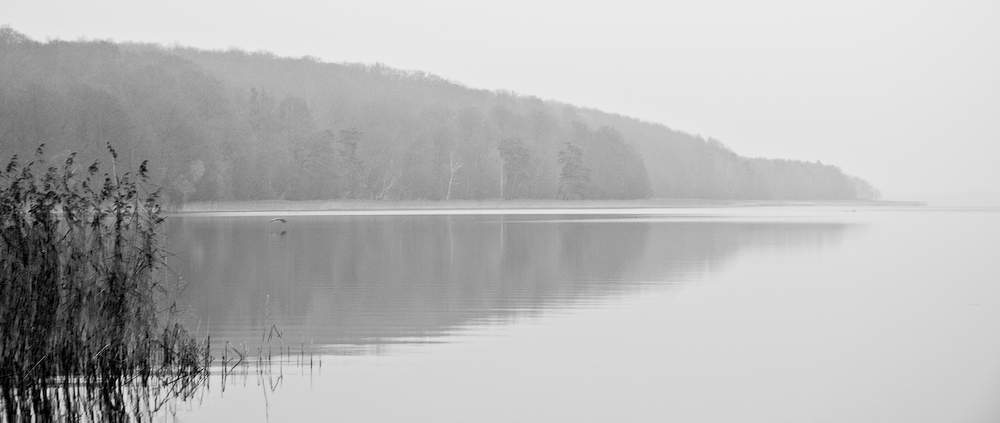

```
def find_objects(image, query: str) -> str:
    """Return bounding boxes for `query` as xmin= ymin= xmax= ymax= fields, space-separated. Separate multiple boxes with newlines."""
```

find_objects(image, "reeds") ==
xmin=215 ymin=296 xmax=321 ymax=395
xmin=0 ymin=145 xmax=209 ymax=422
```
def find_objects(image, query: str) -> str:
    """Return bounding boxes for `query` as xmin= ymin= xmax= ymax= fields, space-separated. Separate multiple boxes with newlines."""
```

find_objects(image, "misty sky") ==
xmin=5 ymin=0 xmax=999 ymax=199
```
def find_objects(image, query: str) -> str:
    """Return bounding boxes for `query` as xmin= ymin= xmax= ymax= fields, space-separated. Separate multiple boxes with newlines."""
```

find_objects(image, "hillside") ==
xmin=0 ymin=26 xmax=880 ymax=203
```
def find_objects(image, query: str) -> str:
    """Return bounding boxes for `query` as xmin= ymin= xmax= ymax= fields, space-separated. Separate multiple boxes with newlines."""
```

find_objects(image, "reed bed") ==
xmin=0 ymin=146 xmax=209 ymax=422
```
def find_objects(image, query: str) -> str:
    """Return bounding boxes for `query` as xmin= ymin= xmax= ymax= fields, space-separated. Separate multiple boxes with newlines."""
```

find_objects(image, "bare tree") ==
xmin=446 ymin=151 xmax=463 ymax=201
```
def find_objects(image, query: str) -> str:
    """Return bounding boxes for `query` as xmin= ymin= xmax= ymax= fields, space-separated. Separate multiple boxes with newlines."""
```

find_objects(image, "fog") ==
xmin=3 ymin=4 xmax=999 ymax=419
xmin=5 ymin=0 xmax=999 ymax=202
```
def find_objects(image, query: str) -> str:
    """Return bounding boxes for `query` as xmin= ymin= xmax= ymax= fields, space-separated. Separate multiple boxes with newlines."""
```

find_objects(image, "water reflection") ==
xmin=168 ymin=214 xmax=851 ymax=353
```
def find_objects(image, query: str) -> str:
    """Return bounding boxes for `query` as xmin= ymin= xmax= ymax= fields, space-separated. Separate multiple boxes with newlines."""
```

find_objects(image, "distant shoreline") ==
xmin=173 ymin=199 xmax=925 ymax=214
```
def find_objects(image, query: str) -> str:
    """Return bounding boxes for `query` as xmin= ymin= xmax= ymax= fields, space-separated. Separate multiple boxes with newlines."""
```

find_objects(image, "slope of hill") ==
xmin=0 ymin=26 xmax=880 ymax=203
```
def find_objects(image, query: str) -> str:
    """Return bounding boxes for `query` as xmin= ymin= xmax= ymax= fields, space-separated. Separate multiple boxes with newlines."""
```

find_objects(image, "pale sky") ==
xmin=5 ymin=0 xmax=999 ymax=199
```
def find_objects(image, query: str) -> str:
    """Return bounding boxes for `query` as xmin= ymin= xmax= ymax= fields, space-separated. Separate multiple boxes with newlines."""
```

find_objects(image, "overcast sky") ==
xmin=5 ymin=0 xmax=999 ymax=199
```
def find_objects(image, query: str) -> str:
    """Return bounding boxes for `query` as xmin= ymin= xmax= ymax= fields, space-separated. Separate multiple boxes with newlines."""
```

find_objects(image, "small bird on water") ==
xmin=269 ymin=217 xmax=287 ymax=235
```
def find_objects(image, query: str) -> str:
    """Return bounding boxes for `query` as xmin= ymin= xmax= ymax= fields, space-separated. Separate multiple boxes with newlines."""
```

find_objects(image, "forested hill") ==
xmin=0 ymin=27 xmax=881 ymax=203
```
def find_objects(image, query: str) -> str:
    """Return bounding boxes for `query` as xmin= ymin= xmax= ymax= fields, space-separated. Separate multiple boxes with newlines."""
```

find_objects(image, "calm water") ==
xmin=166 ymin=206 xmax=1000 ymax=422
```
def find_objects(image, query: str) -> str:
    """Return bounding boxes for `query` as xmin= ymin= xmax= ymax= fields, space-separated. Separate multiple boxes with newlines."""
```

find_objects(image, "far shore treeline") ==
xmin=0 ymin=26 xmax=881 ymax=204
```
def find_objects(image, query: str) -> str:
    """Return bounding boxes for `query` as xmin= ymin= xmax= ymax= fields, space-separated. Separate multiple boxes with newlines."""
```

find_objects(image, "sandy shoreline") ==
xmin=173 ymin=199 xmax=924 ymax=215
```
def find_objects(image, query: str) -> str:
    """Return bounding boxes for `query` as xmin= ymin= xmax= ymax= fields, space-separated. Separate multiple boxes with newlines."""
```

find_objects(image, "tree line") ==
xmin=0 ymin=26 xmax=880 ymax=203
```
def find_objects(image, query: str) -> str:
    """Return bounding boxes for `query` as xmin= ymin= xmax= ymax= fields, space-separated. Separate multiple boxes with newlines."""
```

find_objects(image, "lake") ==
xmin=165 ymin=206 xmax=1000 ymax=422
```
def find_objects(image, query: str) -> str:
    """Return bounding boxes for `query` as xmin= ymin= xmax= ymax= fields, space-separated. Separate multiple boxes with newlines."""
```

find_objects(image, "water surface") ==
xmin=168 ymin=206 xmax=1000 ymax=422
